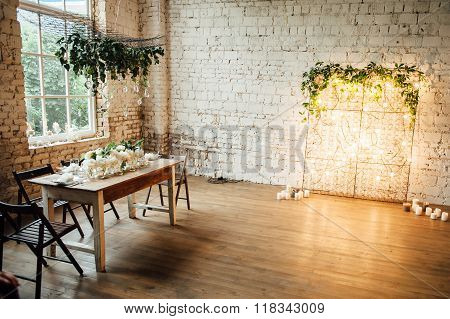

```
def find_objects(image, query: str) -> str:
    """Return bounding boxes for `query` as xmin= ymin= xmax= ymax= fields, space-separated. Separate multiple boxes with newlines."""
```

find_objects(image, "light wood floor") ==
xmin=2 ymin=176 xmax=450 ymax=298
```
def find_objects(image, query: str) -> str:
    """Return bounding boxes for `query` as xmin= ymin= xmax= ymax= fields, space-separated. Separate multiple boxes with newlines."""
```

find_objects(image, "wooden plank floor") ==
xmin=3 ymin=176 xmax=450 ymax=299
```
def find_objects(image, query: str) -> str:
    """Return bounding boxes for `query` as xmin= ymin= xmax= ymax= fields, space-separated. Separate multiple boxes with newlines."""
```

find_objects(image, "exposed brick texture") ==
xmin=0 ymin=0 xmax=449 ymax=205
xmin=0 ymin=0 xmax=143 ymax=202
xmin=140 ymin=0 xmax=450 ymax=205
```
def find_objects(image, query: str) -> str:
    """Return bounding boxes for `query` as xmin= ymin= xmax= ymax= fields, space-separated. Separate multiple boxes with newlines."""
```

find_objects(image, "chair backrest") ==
xmin=0 ymin=201 xmax=42 ymax=232
xmin=168 ymin=151 xmax=190 ymax=184
xmin=0 ymin=201 xmax=41 ymax=217
xmin=60 ymin=159 xmax=84 ymax=167
xmin=162 ymin=151 xmax=188 ymax=173
xmin=13 ymin=164 xmax=54 ymax=204
xmin=0 ymin=201 xmax=58 ymax=241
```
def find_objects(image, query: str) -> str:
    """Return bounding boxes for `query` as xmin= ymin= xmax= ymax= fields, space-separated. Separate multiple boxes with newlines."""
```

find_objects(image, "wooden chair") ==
xmin=143 ymin=152 xmax=191 ymax=216
xmin=0 ymin=201 xmax=84 ymax=299
xmin=60 ymin=160 xmax=120 ymax=226
xmin=13 ymin=164 xmax=86 ymax=238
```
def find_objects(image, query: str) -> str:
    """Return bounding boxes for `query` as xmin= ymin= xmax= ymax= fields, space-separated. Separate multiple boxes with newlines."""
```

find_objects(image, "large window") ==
xmin=18 ymin=0 xmax=94 ymax=143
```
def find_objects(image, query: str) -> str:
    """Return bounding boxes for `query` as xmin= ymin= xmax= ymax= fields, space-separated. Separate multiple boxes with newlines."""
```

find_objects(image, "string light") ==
xmin=303 ymin=76 xmax=417 ymax=200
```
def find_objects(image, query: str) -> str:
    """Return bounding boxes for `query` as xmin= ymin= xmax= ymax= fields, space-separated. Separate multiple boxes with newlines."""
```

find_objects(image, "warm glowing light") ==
xmin=303 ymin=68 xmax=418 ymax=201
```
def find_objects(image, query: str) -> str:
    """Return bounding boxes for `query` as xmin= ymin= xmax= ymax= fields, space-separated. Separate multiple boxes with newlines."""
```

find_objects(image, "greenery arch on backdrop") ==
xmin=300 ymin=62 xmax=425 ymax=123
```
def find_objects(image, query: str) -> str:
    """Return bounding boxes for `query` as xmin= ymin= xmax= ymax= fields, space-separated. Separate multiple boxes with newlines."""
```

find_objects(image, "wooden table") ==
xmin=29 ymin=159 xmax=181 ymax=272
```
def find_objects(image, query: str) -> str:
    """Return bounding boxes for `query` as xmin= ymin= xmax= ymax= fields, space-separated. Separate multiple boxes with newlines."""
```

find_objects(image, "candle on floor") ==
xmin=434 ymin=208 xmax=442 ymax=218
xmin=430 ymin=212 xmax=437 ymax=220
xmin=277 ymin=192 xmax=283 ymax=200
xmin=415 ymin=206 xmax=423 ymax=216
xmin=441 ymin=212 xmax=448 ymax=222
xmin=286 ymin=185 xmax=293 ymax=194
xmin=304 ymin=189 xmax=310 ymax=198
xmin=423 ymin=202 xmax=430 ymax=211
xmin=412 ymin=198 xmax=420 ymax=210
xmin=403 ymin=203 xmax=411 ymax=212
xmin=425 ymin=207 xmax=432 ymax=216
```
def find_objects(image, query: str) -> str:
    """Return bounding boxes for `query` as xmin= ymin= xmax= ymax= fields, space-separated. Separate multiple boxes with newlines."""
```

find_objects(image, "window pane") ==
xmin=43 ymin=57 xmax=66 ymax=95
xmin=22 ymin=55 xmax=41 ymax=95
xmin=46 ymin=98 xmax=67 ymax=134
xmin=41 ymin=21 xmax=64 ymax=55
xmin=70 ymin=98 xmax=90 ymax=131
xmin=69 ymin=71 xmax=89 ymax=95
xmin=65 ymin=0 xmax=88 ymax=16
xmin=39 ymin=0 xmax=64 ymax=11
xmin=18 ymin=10 xmax=39 ymax=53
xmin=26 ymin=98 xmax=43 ymax=137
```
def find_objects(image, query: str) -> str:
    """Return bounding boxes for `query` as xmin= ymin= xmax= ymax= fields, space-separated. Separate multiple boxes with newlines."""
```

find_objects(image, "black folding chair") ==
xmin=0 ymin=201 xmax=83 ymax=299
xmin=143 ymin=152 xmax=191 ymax=216
xmin=13 ymin=164 xmax=86 ymax=237
xmin=60 ymin=160 xmax=120 ymax=226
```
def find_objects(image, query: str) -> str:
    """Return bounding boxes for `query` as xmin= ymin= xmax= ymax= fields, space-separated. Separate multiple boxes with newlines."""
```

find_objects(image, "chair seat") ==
xmin=32 ymin=198 xmax=68 ymax=209
xmin=7 ymin=219 xmax=75 ymax=246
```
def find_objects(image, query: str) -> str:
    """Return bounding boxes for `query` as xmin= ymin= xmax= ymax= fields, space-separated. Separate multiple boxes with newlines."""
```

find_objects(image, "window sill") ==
xmin=29 ymin=136 xmax=109 ymax=150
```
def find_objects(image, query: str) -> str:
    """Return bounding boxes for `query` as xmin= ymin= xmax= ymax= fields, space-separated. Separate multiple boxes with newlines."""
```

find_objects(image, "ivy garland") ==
xmin=300 ymin=62 xmax=424 ymax=122
xmin=55 ymin=32 xmax=164 ymax=93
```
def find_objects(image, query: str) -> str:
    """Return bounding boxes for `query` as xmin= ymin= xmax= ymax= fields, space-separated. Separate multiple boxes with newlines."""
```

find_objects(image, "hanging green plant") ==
xmin=55 ymin=32 xmax=164 ymax=93
xmin=300 ymin=62 xmax=425 ymax=123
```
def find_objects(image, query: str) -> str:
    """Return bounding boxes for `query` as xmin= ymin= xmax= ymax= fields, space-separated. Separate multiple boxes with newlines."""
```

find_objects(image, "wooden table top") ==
xmin=29 ymin=158 xmax=181 ymax=193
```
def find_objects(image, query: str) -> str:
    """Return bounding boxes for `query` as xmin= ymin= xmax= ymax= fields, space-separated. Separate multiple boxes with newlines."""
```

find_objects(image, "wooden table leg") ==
xmin=42 ymin=187 xmax=56 ymax=257
xmin=167 ymin=166 xmax=177 ymax=226
xmin=128 ymin=193 xmax=136 ymax=219
xmin=92 ymin=191 xmax=106 ymax=272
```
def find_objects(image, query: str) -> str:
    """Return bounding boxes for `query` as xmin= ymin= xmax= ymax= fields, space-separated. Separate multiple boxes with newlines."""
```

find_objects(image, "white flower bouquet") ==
xmin=81 ymin=139 xmax=160 ymax=179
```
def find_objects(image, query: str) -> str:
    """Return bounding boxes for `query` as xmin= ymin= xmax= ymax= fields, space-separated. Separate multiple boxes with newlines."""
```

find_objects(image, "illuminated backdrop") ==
xmin=303 ymin=80 xmax=416 ymax=202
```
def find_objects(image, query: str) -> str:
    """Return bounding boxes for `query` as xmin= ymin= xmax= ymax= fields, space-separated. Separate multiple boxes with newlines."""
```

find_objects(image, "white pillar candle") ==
xmin=425 ymin=207 xmax=432 ymax=216
xmin=276 ymin=192 xmax=283 ymax=200
xmin=294 ymin=193 xmax=299 ymax=201
xmin=434 ymin=208 xmax=442 ymax=218
xmin=441 ymin=212 xmax=448 ymax=222
xmin=430 ymin=212 xmax=437 ymax=220
xmin=415 ymin=206 xmax=423 ymax=216
xmin=412 ymin=198 xmax=420 ymax=206
xmin=303 ymin=189 xmax=310 ymax=198
xmin=283 ymin=192 xmax=290 ymax=200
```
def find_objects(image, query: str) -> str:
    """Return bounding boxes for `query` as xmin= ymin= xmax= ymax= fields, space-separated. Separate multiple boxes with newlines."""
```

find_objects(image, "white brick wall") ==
xmin=141 ymin=0 xmax=450 ymax=205
xmin=1 ymin=0 xmax=448 ymax=205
